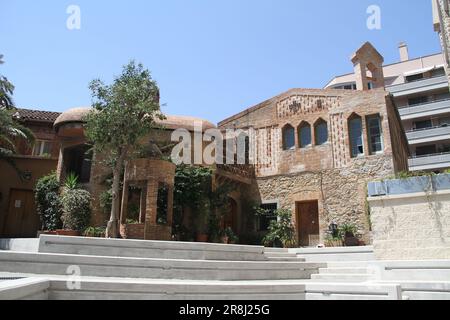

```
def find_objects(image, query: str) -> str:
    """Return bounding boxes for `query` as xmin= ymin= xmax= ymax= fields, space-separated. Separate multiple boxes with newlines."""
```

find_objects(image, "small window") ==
xmin=258 ymin=203 xmax=278 ymax=232
xmin=298 ymin=122 xmax=312 ymax=148
xmin=349 ymin=115 xmax=364 ymax=158
xmin=314 ymin=119 xmax=328 ymax=145
xmin=32 ymin=140 xmax=53 ymax=157
xmin=282 ymin=125 xmax=295 ymax=150
xmin=366 ymin=115 xmax=384 ymax=155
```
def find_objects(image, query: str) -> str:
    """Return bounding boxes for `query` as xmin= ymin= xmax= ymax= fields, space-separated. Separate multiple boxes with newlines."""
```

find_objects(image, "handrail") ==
xmin=398 ymin=98 xmax=450 ymax=109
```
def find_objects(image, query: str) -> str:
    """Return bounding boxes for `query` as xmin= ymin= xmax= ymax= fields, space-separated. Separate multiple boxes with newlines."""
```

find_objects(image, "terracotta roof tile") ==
xmin=13 ymin=108 xmax=62 ymax=123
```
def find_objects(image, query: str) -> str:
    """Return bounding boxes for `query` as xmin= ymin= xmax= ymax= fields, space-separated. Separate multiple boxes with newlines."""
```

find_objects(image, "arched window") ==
xmin=348 ymin=114 xmax=364 ymax=158
xmin=298 ymin=122 xmax=311 ymax=148
xmin=314 ymin=119 xmax=328 ymax=145
xmin=282 ymin=124 xmax=295 ymax=150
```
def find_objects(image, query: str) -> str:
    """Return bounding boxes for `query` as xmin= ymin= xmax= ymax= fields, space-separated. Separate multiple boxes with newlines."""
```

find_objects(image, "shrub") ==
xmin=262 ymin=209 xmax=297 ymax=248
xmin=338 ymin=223 xmax=358 ymax=238
xmin=83 ymin=226 xmax=106 ymax=238
xmin=61 ymin=174 xmax=92 ymax=231
xmin=35 ymin=172 xmax=62 ymax=231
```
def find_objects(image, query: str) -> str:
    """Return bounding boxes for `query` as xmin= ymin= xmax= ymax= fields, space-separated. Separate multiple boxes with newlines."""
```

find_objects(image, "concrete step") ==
xmin=0 ymin=274 xmax=403 ymax=300
xmin=0 ymin=251 xmax=325 ymax=281
xmin=265 ymin=256 xmax=306 ymax=262
xmin=310 ymin=273 xmax=375 ymax=282
xmin=326 ymin=261 xmax=372 ymax=268
xmin=318 ymin=267 xmax=369 ymax=275
xmin=290 ymin=246 xmax=375 ymax=263
xmin=36 ymin=235 xmax=267 ymax=261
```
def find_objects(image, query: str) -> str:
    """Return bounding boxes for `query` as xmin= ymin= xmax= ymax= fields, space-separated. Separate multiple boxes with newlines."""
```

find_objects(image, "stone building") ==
xmin=0 ymin=109 xmax=61 ymax=238
xmin=219 ymin=43 xmax=410 ymax=246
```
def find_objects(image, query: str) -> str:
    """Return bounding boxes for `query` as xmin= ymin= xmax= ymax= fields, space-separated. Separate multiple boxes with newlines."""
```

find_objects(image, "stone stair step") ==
xmin=310 ymin=273 xmax=374 ymax=282
xmin=37 ymin=235 xmax=266 ymax=261
xmin=0 ymin=251 xmax=325 ymax=281
xmin=318 ymin=268 xmax=369 ymax=275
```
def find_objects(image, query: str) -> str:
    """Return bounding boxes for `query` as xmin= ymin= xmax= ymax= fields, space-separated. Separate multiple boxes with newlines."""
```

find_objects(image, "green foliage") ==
xmin=83 ymin=226 xmax=106 ymax=238
xmin=0 ymin=54 xmax=15 ymax=109
xmin=338 ymin=223 xmax=358 ymax=238
xmin=223 ymin=227 xmax=239 ymax=243
xmin=84 ymin=60 xmax=164 ymax=163
xmin=61 ymin=187 xmax=91 ymax=231
xmin=35 ymin=172 xmax=62 ymax=231
xmin=262 ymin=209 xmax=297 ymax=248
xmin=173 ymin=164 xmax=235 ymax=238
xmin=100 ymin=189 xmax=113 ymax=214
xmin=64 ymin=172 xmax=79 ymax=190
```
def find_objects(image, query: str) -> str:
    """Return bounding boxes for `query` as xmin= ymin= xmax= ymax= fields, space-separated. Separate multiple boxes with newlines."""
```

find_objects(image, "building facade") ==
xmin=219 ymin=84 xmax=409 ymax=246
xmin=326 ymin=42 xmax=450 ymax=172
xmin=0 ymin=109 xmax=61 ymax=238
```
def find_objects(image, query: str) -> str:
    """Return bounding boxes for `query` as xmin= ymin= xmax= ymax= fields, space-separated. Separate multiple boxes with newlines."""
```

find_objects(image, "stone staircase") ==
xmin=1 ymin=237 xmax=449 ymax=300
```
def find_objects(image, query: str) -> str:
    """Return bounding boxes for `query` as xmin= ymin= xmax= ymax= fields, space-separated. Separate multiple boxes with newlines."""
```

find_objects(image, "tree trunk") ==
xmin=106 ymin=156 xmax=125 ymax=238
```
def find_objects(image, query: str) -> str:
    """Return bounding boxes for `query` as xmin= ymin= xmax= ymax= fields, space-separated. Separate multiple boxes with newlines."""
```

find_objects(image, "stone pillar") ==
xmin=139 ymin=186 xmax=147 ymax=224
xmin=120 ymin=181 xmax=130 ymax=224
xmin=353 ymin=60 xmax=369 ymax=91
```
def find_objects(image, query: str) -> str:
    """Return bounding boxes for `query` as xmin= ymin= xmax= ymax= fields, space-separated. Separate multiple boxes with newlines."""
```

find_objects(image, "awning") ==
xmin=404 ymin=65 xmax=444 ymax=77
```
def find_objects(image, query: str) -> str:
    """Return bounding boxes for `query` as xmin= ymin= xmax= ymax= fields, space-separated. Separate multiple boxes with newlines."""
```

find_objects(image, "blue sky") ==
xmin=0 ymin=0 xmax=441 ymax=124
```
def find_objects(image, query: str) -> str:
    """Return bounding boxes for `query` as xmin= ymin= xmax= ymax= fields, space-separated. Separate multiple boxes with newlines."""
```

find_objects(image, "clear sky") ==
xmin=0 ymin=0 xmax=442 ymax=124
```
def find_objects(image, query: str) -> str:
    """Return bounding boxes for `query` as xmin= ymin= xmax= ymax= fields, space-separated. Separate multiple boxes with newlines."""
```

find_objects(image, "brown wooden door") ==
xmin=296 ymin=201 xmax=319 ymax=247
xmin=3 ymin=190 xmax=40 ymax=238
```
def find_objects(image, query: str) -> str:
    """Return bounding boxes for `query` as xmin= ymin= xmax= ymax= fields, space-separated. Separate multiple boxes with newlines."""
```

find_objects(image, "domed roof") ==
xmin=54 ymin=107 xmax=92 ymax=128
xmin=54 ymin=107 xmax=216 ymax=132
xmin=156 ymin=115 xmax=216 ymax=132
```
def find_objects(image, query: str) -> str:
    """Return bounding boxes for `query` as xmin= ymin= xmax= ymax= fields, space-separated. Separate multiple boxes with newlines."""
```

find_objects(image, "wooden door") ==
xmin=3 ymin=190 xmax=40 ymax=238
xmin=296 ymin=201 xmax=319 ymax=247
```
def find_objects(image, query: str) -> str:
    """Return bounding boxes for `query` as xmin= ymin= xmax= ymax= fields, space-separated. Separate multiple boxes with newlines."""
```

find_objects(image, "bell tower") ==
xmin=351 ymin=42 xmax=385 ymax=91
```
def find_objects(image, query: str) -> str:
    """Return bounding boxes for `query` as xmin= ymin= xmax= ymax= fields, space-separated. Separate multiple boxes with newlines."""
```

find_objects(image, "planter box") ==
xmin=386 ymin=176 xmax=433 ymax=195
xmin=368 ymin=174 xmax=450 ymax=197
xmin=120 ymin=224 xmax=145 ymax=240
xmin=432 ymin=174 xmax=450 ymax=191
xmin=55 ymin=230 xmax=80 ymax=237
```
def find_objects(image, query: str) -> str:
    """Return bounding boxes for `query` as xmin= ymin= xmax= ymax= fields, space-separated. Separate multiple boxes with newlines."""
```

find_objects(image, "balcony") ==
xmin=387 ymin=75 xmax=449 ymax=98
xmin=409 ymin=152 xmax=450 ymax=171
xmin=406 ymin=125 xmax=450 ymax=145
xmin=399 ymin=99 xmax=450 ymax=120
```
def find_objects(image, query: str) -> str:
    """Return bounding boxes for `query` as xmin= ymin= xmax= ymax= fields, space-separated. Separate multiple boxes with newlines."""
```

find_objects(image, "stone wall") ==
xmin=248 ymin=156 xmax=394 ymax=244
xmin=369 ymin=190 xmax=450 ymax=260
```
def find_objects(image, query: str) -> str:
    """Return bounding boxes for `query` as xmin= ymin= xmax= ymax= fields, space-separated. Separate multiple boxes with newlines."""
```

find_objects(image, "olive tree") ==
xmin=85 ymin=61 xmax=164 ymax=238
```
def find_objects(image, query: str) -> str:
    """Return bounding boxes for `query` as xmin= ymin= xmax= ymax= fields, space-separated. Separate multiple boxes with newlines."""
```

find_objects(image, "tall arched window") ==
xmin=314 ymin=119 xmax=328 ymax=145
xmin=282 ymin=124 xmax=295 ymax=150
xmin=348 ymin=114 xmax=364 ymax=158
xmin=298 ymin=122 xmax=312 ymax=148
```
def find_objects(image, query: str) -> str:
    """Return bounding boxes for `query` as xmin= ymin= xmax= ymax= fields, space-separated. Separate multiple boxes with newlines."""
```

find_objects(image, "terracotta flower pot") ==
xmin=56 ymin=230 xmax=80 ymax=237
xmin=196 ymin=234 xmax=209 ymax=243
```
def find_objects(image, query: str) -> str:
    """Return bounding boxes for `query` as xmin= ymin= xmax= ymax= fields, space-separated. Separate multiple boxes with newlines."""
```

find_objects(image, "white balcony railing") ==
xmin=409 ymin=152 xmax=450 ymax=171
xmin=406 ymin=125 xmax=450 ymax=145
xmin=387 ymin=75 xmax=449 ymax=97
xmin=398 ymin=99 xmax=450 ymax=120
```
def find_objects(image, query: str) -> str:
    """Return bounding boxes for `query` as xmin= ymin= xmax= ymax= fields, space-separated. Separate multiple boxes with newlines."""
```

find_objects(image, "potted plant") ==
xmin=59 ymin=173 xmax=91 ymax=237
xmin=222 ymin=227 xmax=239 ymax=244
xmin=262 ymin=209 xmax=297 ymax=248
xmin=339 ymin=223 xmax=359 ymax=247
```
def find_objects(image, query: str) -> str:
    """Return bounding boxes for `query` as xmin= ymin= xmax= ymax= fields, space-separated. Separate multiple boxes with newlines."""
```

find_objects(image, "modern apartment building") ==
xmin=325 ymin=43 xmax=450 ymax=172
xmin=433 ymin=0 xmax=450 ymax=86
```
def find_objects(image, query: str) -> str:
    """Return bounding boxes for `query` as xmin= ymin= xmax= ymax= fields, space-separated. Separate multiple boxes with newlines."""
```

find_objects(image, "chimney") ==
xmin=399 ymin=42 xmax=409 ymax=62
